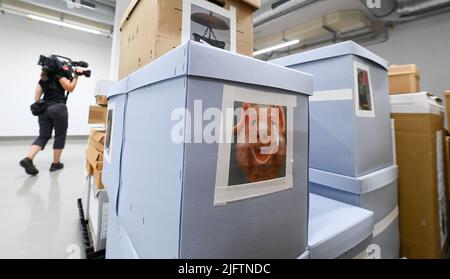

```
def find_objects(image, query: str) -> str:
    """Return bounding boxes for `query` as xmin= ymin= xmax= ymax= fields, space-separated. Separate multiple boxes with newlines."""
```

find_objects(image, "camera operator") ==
xmin=20 ymin=67 xmax=84 ymax=175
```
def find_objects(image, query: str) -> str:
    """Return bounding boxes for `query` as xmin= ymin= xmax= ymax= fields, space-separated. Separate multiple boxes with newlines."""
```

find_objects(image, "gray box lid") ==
xmin=308 ymin=194 xmax=374 ymax=259
xmin=107 ymin=77 xmax=129 ymax=98
xmin=110 ymin=41 xmax=313 ymax=97
xmin=271 ymin=41 xmax=388 ymax=70
xmin=309 ymin=165 xmax=398 ymax=195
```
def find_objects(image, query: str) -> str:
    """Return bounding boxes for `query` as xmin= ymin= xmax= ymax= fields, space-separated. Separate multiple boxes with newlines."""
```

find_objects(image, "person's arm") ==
xmin=59 ymin=75 xmax=79 ymax=93
xmin=58 ymin=69 xmax=83 ymax=93
xmin=35 ymin=84 xmax=43 ymax=102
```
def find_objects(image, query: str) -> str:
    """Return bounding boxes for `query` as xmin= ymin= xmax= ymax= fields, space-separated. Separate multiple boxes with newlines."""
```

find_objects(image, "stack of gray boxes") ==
xmin=272 ymin=41 xmax=400 ymax=259
xmin=308 ymin=193 xmax=375 ymax=259
xmin=103 ymin=41 xmax=313 ymax=259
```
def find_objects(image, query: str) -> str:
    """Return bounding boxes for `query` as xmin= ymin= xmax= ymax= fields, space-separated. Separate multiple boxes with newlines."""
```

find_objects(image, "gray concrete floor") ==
xmin=0 ymin=139 xmax=87 ymax=259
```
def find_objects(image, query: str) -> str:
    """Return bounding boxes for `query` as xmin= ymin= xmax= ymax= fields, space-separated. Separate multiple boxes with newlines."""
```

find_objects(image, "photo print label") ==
xmin=214 ymin=84 xmax=297 ymax=206
xmin=354 ymin=61 xmax=375 ymax=118
xmin=182 ymin=0 xmax=237 ymax=52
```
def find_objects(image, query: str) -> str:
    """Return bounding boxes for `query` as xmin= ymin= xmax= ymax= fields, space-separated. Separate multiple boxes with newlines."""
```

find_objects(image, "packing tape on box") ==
xmin=373 ymin=206 xmax=399 ymax=238
xmin=310 ymin=89 xmax=353 ymax=102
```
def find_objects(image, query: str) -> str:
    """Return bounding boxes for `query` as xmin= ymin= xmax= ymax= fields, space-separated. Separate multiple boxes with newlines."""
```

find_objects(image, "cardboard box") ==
xmin=89 ymin=129 xmax=105 ymax=153
xmin=88 ymin=105 xmax=107 ymax=124
xmin=237 ymin=29 xmax=253 ymax=56
xmin=392 ymin=112 xmax=448 ymax=258
xmin=86 ymin=159 xmax=94 ymax=176
xmin=445 ymin=136 xmax=450 ymax=203
xmin=96 ymin=95 xmax=108 ymax=107
xmin=388 ymin=64 xmax=421 ymax=94
xmin=93 ymin=169 xmax=104 ymax=190
xmin=445 ymin=136 xmax=450 ymax=238
xmin=86 ymin=145 xmax=103 ymax=171
xmin=118 ymin=0 xmax=259 ymax=79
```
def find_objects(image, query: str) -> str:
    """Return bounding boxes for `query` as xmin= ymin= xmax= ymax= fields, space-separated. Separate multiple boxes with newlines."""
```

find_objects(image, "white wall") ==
xmin=367 ymin=12 xmax=450 ymax=98
xmin=110 ymin=0 xmax=132 ymax=80
xmin=0 ymin=13 xmax=112 ymax=137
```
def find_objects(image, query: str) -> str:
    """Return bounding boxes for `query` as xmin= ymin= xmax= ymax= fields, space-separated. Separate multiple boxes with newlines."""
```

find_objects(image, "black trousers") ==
xmin=33 ymin=103 xmax=69 ymax=150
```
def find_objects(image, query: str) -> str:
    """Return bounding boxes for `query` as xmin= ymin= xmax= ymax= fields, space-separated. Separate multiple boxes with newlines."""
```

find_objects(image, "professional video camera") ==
xmin=38 ymin=54 xmax=91 ymax=80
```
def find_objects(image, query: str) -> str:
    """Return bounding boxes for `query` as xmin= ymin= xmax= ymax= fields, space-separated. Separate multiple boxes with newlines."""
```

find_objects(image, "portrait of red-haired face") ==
xmin=357 ymin=68 xmax=372 ymax=111
xmin=228 ymin=102 xmax=287 ymax=185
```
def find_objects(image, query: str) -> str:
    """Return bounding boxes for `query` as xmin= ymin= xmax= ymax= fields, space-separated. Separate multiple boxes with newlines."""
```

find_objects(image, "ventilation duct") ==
xmin=324 ymin=10 xmax=371 ymax=33
xmin=254 ymin=10 xmax=371 ymax=53
xmin=361 ymin=0 xmax=450 ymax=20
xmin=254 ymin=0 xmax=323 ymax=27
xmin=284 ymin=17 xmax=328 ymax=42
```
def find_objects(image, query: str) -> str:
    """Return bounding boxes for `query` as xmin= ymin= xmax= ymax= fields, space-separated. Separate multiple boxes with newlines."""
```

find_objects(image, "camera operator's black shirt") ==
xmin=39 ymin=73 xmax=67 ymax=103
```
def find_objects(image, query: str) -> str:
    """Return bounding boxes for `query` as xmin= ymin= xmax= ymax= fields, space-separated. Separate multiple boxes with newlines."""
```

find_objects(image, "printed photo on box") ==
xmin=228 ymin=102 xmax=287 ymax=186
xmin=183 ymin=0 xmax=237 ymax=52
xmin=191 ymin=4 xmax=231 ymax=50
xmin=214 ymin=85 xmax=296 ymax=205
xmin=357 ymin=69 xmax=372 ymax=111
xmin=354 ymin=62 xmax=375 ymax=117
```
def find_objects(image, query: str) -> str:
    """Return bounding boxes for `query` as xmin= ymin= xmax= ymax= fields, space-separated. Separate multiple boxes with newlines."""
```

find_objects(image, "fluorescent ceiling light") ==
xmin=65 ymin=0 xmax=97 ymax=10
xmin=27 ymin=14 xmax=102 ymax=35
xmin=253 ymin=39 xmax=300 ymax=56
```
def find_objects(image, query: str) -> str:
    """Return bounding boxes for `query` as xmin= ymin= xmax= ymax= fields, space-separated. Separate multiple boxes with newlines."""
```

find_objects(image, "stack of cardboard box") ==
xmin=88 ymin=104 xmax=107 ymax=125
xmin=389 ymin=65 xmax=449 ymax=258
xmin=388 ymin=64 xmax=421 ymax=95
xmin=83 ymin=82 xmax=112 ymax=254
xmin=86 ymin=128 xmax=105 ymax=189
xmin=86 ymin=87 xmax=108 ymax=189
xmin=118 ymin=0 xmax=260 ymax=79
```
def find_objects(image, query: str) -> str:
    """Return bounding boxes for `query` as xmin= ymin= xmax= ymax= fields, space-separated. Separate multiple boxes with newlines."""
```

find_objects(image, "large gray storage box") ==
xmin=105 ymin=41 xmax=313 ymax=259
xmin=105 ymin=201 xmax=139 ymax=259
xmin=308 ymin=194 xmax=374 ymax=259
xmin=310 ymin=165 xmax=400 ymax=259
xmin=103 ymin=77 xmax=129 ymax=214
xmin=272 ymin=41 xmax=393 ymax=177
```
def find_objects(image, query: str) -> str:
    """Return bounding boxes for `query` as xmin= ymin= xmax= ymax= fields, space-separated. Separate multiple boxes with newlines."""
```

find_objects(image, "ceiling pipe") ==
xmin=94 ymin=0 xmax=116 ymax=8
xmin=397 ymin=0 xmax=450 ymax=15
xmin=256 ymin=0 xmax=450 ymax=60
xmin=254 ymin=0 xmax=324 ymax=27
xmin=362 ymin=0 xmax=450 ymax=20
xmin=396 ymin=3 xmax=450 ymax=22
